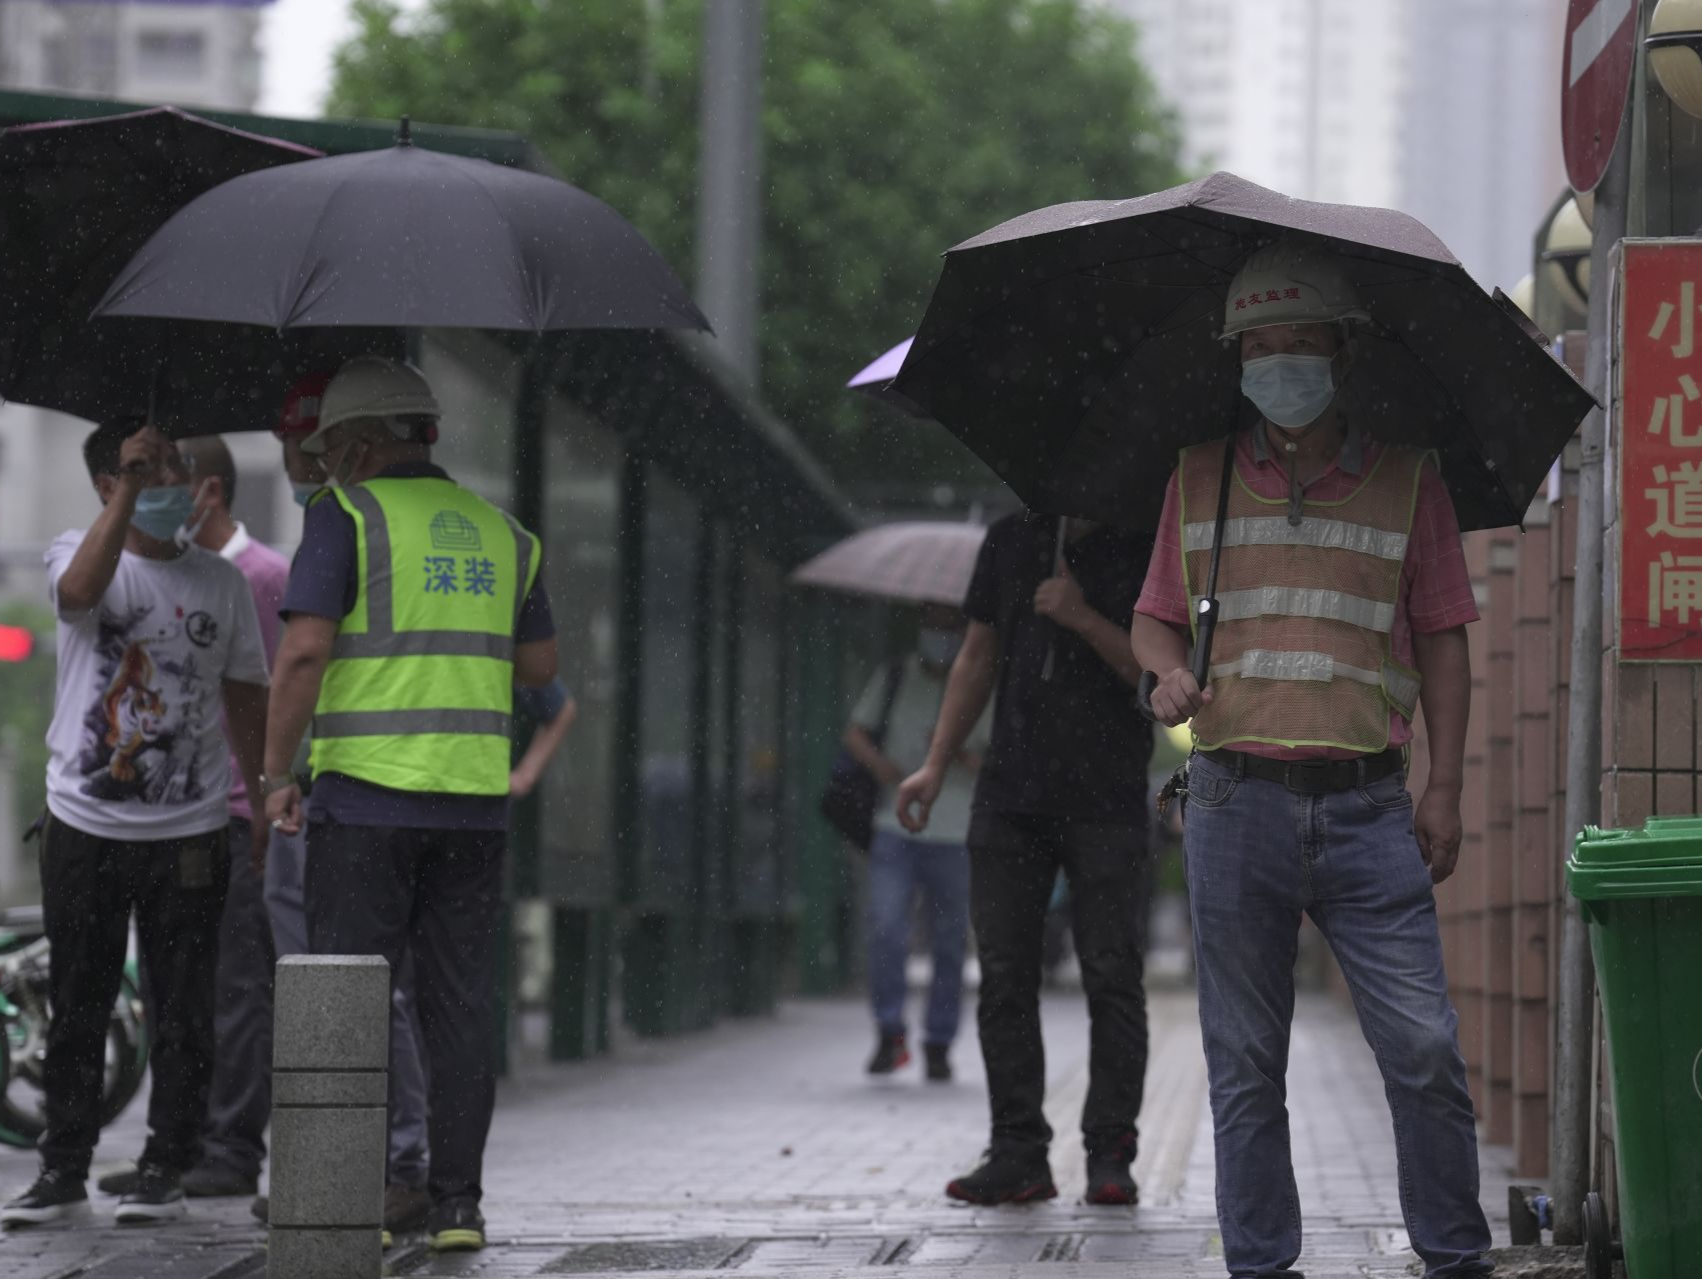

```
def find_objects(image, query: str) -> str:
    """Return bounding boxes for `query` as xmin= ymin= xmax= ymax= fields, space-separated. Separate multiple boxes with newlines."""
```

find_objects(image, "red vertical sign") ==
xmin=1620 ymin=240 xmax=1702 ymax=662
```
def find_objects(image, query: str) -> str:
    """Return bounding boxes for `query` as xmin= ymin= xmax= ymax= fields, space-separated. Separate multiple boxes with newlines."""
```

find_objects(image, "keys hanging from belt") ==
xmin=1156 ymin=763 xmax=1189 ymax=822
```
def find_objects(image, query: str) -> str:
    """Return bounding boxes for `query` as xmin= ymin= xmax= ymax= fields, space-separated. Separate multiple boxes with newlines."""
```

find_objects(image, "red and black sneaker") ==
xmin=866 ymin=1031 xmax=910 ymax=1075
xmin=1084 ymin=1132 xmax=1139 ymax=1206
xmin=945 ymin=1149 xmax=1057 ymax=1205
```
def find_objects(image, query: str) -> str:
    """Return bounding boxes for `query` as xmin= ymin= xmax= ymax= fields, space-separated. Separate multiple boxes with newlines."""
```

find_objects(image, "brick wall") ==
xmin=1423 ymin=449 xmax=1582 ymax=1177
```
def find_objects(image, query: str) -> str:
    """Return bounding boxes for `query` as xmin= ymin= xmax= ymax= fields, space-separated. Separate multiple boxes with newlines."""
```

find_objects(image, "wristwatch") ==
xmin=257 ymin=773 xmax=297 ymax=797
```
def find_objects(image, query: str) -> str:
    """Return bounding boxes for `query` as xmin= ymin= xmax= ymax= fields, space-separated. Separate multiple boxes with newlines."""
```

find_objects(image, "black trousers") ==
xmin=967 ymin=810 xmax=1151 ymax=1158
xmin=200 ymin=817 xmax=276 ymax=1178
xmin=305 ymin=819 xmax=504 ymax=1208
xmin=39 ymin=814 xmax=229 ymax=1177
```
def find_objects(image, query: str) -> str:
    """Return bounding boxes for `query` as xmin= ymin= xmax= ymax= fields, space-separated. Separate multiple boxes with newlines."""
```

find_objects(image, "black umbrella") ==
xmin=95 ymin=122 xmax=709 ymax=334
xmin=0 ymin=107 xmax=358 ymax=435
xmin=893 ymin=170 xmax=1596 ymax=537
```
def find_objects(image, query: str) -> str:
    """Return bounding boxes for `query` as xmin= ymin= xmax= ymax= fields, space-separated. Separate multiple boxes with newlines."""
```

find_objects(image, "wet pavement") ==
xmin=0 ymin=982 xmax=1516 ymax=1278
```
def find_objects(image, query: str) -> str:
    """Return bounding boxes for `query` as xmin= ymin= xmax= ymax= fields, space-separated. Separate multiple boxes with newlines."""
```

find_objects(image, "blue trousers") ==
xmin=1182 ymin=752 xmax=1492 ymax=1279
xmin=865 ymin=829 xmax=969 ymax=1047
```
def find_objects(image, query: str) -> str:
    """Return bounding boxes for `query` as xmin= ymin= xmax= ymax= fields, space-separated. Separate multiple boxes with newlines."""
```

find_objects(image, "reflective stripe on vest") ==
xmin=311 ymin=478 xmax=541 ymax=796
xmin=1206 ymin=648 xmax=1422 ymax=715
xmin=1214 ymin=586 xmax=1396 ymax=633
xmin=314 ymin=708 xmax=514 ymax=739
xmin=1182 ymin=514 xmax=1410 ymax=562
xmin=1180 ymin=436 xmax=1429 ymax=753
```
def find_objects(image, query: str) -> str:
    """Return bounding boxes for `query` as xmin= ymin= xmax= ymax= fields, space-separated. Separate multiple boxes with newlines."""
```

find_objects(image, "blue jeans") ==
xmin=1182 ymin=753 xmax=1492 ymax=1279
xmin=866 ymin=829 xmax=969 ymax=1047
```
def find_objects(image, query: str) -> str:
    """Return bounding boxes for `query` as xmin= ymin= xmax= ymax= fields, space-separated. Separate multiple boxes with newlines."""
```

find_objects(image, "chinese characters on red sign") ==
xmin=1620 ymin=241 xmax=1702 ymax=661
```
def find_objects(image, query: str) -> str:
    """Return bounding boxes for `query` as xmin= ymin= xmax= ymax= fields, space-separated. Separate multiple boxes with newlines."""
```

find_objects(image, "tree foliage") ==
xmin=330 ymin=0 xmax=1184 ymax=492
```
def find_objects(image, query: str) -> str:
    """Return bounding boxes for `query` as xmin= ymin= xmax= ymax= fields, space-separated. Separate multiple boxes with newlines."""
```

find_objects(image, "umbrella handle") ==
xmin=1135 ymin=597 xmax=1215 ymax=725
xmin=1039 ymin=514 xmax=1068 ymax=682
xmin=1191 ymin=597 xmax=1217 ymax=687
xmin=1137 ymin=671 xmax=1159 ymax=722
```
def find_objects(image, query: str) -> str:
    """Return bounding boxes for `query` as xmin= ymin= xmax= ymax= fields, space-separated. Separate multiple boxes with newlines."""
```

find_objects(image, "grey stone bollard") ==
xmin=268 ymin=955 xmax=390 ymax=1279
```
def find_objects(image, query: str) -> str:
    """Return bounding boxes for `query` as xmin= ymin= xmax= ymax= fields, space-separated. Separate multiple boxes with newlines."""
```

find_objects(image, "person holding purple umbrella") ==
xmin=843 ymin=603 xmax=989 ymax=1083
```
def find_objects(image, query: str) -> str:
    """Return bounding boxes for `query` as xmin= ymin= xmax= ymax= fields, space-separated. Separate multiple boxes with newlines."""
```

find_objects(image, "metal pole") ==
xmin=1551 ymin=88 xmax=1632 ymax=1250
xmin=696 ymin=0 xmax=764 ymax=383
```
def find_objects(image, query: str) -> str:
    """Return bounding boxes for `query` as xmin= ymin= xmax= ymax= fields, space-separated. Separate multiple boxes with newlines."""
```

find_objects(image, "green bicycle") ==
xmin=0 ymin=907 xmax=150 ymax=1149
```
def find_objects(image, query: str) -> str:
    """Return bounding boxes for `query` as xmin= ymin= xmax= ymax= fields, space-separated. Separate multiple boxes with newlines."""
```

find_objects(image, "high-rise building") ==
xmin=1108 ymin=0 xmax=1566 ymax=289
xmin=1396 ymin=0 xmax=1566 ymax=294
xmin=0 ymin=0 xmax=266 ymax=111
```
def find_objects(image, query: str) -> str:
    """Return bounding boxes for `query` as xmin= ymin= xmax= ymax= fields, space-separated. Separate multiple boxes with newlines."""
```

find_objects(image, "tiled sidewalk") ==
xmin=0 ymin=983 xmax=1516 ymax=1278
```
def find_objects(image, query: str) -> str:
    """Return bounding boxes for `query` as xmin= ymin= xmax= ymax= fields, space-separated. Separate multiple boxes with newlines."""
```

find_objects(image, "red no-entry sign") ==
xmin=1562 ymin=0 xmax=1637 ymax=193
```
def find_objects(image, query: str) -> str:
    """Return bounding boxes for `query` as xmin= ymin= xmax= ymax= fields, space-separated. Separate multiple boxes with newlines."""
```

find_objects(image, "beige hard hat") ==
xmin=1221 ymin=241 xmax=1371 ymax=340
xmin=301 ymin=356 xmax=440 ymax=455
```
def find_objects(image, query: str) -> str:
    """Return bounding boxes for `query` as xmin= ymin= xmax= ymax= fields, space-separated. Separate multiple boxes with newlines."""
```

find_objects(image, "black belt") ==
xmin=1200 ymin=747 xmax=1404 ymax=795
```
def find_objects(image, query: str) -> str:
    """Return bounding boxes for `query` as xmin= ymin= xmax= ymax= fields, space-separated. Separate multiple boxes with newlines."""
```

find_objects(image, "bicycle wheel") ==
xmin=0 ymin=958 xmax=149 ymax=1143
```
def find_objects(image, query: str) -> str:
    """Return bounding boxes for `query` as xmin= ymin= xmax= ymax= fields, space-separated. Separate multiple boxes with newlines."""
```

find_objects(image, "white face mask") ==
xmin=1240 ymin=353 xmax=1338 ymax=429
xmin=325 ymin=439 xmax=366 ymax=489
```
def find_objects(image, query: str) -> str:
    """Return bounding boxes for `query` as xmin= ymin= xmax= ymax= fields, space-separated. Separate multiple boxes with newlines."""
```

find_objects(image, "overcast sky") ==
xmin=258 ymin=0 xmax=425 ymax=118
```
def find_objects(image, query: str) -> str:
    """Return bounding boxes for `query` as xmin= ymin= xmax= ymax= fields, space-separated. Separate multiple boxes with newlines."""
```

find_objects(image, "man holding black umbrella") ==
xmin=260 ymin=356 xmax=557 ymax=1254
xmin=896 ymin=515 xmax=1153 ymax=1207
xmin=1131 ymin=242 xmax=1492 ymax=1279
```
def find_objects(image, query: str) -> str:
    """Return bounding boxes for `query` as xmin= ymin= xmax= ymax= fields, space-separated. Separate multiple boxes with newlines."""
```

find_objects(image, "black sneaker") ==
xmin=924 ymin=1043 xmax=952 ymax=1082
xmin=2 ymin=1168 xmax=88 ymax=1226
xmin=427 ymin=1197 xmax=485 ymax=1252
xmin=95 ymin=1164 xmax=140 ymax=1196
xmin=945 ymin=1148 xmax=1057 ymax=1205
xmin=180 ymin=1163 xmax=258 ymax=1198
xmin=1084 ymin=1132 xmax=1139 ymax=1206
xmin=250 ymin=1194 xmax=268 ymax=1224
xmin=115 ymin=1165 xmax=186 ymax=1224
xmin=867 ymin=1031 xmax=910 ymax=1075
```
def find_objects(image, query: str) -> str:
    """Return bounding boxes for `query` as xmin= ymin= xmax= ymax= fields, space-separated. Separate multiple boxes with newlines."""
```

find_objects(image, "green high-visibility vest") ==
xmin=311 ymin=476 xmax=541 ymax=796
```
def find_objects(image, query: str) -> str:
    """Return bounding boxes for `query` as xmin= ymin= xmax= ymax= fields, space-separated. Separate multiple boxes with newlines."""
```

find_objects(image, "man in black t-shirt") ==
xmin=897 ymin=512 xmax=1154 ymax=1207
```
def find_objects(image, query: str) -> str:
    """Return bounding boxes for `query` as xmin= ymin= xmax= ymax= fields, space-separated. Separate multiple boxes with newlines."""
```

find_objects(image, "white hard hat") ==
xmin=1221 ymin=241 xmax=1371 ymax=340
xmin=301 ymin=356 xmax=440 ymax=455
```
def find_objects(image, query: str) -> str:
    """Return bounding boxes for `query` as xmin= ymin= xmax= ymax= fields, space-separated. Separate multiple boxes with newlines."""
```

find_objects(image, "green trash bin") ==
xmin=1567 ymin=816 xmax=1702 ymax=1279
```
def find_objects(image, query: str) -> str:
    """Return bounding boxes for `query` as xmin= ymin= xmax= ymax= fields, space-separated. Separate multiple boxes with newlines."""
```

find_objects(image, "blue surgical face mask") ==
xmin=1240 ymin=353 xmax=1338 ymax=429
xmin=918 ymin=627 xmax=963 ymax=668
xmin=130 ymin=484 xmax=196 ymax=541
xmin=291 ymin=481 xmax=322 ymax=508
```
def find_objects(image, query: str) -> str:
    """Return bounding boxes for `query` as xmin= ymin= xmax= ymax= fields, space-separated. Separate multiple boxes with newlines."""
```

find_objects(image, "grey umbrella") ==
xmin=95 ymin=122 xmax=708 ymax=334
xmin=789 ymin=521 xmax=986 ymax=607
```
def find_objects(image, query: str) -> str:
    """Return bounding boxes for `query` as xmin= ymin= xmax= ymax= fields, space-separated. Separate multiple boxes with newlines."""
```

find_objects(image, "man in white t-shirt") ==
xmin=0 ymin=422 xmax=268 ymax=1231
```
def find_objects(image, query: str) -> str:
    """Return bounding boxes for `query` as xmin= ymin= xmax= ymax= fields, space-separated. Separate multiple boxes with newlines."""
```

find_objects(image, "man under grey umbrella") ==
xmin=261 ymin=357 xmax=558 ymax=1254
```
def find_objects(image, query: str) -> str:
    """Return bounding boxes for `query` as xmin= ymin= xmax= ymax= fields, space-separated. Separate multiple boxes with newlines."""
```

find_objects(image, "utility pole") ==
xmin=696 ymin=0 xmax=765 ymax=384
xmin=1551 ymin=99 xmax=1629 ymax=1248
xmin=1552 ymin=0 xmax=1649 ymax=1244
